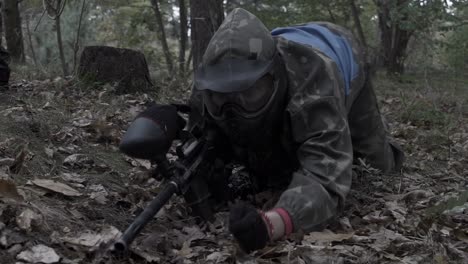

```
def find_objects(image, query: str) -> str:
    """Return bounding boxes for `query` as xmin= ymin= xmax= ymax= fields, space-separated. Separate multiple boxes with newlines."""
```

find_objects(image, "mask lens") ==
xmin=203 ymin=90 xmax=225 ymax=117
xmin=203 ymin=74 xmax=275 ymax=119
xmin=238 ymin=74 xmax=274 ymax=112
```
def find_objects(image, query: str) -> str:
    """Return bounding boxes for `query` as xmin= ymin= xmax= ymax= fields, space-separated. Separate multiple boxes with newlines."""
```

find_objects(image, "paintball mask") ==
xmin=193 ymin=8 xmax=288 ymax=149
xmin=196 ymin=53 xmax=284 ymax=120
xmin=195 ymin=53 xmax=287 ymax=148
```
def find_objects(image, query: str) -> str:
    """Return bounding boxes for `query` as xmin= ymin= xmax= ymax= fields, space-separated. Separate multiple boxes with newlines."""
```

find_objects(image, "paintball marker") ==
xmin=113 ymin=104 xmax=215 ymax=253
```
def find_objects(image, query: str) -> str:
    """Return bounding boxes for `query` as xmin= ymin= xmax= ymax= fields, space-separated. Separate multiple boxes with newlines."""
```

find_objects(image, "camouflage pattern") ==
xmin=202 ymin=8 xmax=276 ymax=64
xmin=190 ymin=8 xmax=404 ymax=233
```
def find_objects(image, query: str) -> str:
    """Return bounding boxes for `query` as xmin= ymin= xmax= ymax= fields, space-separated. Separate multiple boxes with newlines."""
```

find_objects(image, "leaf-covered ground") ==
xmin=0 ymin=72 xmax=466 ymax=264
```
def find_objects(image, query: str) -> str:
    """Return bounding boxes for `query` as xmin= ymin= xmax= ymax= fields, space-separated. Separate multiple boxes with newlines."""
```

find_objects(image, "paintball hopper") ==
xmin=119 ymin=104 xmax=185 ymax=160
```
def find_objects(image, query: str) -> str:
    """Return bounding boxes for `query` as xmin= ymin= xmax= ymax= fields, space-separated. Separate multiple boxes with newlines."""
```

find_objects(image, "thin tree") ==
xmin=72 ymin=0 xmax=87 ymax=75
xmin=178 ymin=0 xmax=188 ymax=74
xmin=3 ymin=0 xmax=24 ymax=63
xmin=25 ymin=14 xmax=38 ymax=67
xmin=44 ymin=0 xmax=68 ymax=76
xmin=189 ymin=0 xmax=224 ymax=71
xmin=348 ymin=0 xmax=367 ymax=51
xmin=0 ymin=2 xmax=3 ymax=46
xmin=150 ymin=0 xmax=174 ymax=74
xmin=373 ymin=0 xmax=412 ymax=75
xmin=373 ymin=0 xmax=448 ymax=75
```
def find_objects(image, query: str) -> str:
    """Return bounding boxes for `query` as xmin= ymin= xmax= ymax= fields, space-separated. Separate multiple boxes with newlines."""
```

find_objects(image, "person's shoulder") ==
xmin=273 ymin=35 xmax=327 ymax=65
xmin=273 ymin=35 xmax=337 ymax=85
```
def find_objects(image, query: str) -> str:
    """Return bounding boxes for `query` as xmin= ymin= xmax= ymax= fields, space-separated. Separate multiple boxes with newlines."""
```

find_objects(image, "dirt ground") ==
xmin=0 ymin=72 xmax=466 ymax=264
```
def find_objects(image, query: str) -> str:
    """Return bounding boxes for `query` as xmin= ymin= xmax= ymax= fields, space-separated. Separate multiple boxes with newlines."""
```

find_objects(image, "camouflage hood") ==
xmin=195 ymin=8 xmax=277 ymax=93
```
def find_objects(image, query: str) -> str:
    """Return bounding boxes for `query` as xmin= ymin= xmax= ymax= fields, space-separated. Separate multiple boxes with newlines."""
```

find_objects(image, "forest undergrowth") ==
xmin=0 ymin=71 xmax=466 ymax=264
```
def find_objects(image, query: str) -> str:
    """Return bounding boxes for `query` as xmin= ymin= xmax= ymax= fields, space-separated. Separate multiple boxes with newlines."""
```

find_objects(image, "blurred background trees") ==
xmin=0 ymin=0 xmax=466 ymax=82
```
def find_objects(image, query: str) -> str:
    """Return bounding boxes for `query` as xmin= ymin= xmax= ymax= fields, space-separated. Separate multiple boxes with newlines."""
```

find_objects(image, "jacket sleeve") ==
xmin=275 ymin=41 xmax=353 ymax=232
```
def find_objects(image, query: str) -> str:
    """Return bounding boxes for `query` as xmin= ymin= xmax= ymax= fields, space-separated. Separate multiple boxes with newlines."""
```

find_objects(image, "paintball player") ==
xmin=189 ymin=8 xmax=404 ymax=252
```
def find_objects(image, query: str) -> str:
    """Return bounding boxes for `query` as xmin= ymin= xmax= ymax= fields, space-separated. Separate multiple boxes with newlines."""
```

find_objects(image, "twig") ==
xmin=43 ymin=0 xmax=66 ymax=20
xmin=397 ymin=170 xmax=403 ymax=194
xmin=257 ymin=245 xmax=281 ymax=259
xmin=34 ymin=9 xmax=47 ymax=32
xmin=73 ymin=0 xmax=87 ymax=75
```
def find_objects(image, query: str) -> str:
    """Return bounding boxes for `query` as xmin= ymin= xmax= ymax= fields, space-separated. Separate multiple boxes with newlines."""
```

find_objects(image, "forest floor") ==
xmin=0 ymin=71 xmax=466 ymax=264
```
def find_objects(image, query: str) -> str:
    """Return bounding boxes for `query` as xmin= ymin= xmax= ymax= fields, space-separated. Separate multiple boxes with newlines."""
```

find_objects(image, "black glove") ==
xmin=228 ymin=202 xmax=269 ymax=253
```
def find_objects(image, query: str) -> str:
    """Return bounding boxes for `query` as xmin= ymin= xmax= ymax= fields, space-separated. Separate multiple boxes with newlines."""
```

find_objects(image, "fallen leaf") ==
xmin=0 ymin=158 xmax=14 ymax=166
xmin=62 ymin=226 xmax=121 ymax=248
xmin=303 ymin=229 xmax=354 ymax=243
xmin=338 ymin=217 xmax=353 ymax=232
xmin=17 ymin=244 xmax=60 ymax=263
xmin=178 ymin=240 xmax=192 ymax=257
xmin=133 ymin=231 xmax=169 ymax=262
xmin=132 ymin=247 xmax=161 ymax=263
xmin=1 ymin=106 xmax=24 ymax=116
xmin=362 ymin=211 xmax=392 ymax=223
xmin=19 ymin=185 xmax=48 ymax=197
xmin=0 ymin=178 xmax=23 ymax=201
xmin=32 ymin=179 xmax=82 ymax=197
xmin=88 ymin=184 xmax=108 ymax=204
xmin=385 ymin=201 xmax=407 ymax=224
xmin=135 ymin=159 xmax=151 ymax=170
xmin=1 ymin=230 xmax=28 ymax=247
xmin=42 ymin=101 xmax=52 ymax=110
xmin=99 ymin=225 xmax=122 ymax=245
xmin=125 ymin=157 xmax=152 ymax=169
xmin=443 ymin=201 xmax=468 ymax=215
xmin=8 ymin=243 xmax=23 ymax=255
xmin=72 ymin=119 xmax=92 ymax=128
xmin=350 ymin=235 xmax=371 ymax=243
xmin=445 ymin=242 xmax=468 ymax=261
xmin=426 ymin=191 xmax=468 ymax=217
xmin=63 ymin=154 xmax=94 ymax=168
xmin=206 ymin=251 xmax=230 ymax=262
xmin=44 ymin=147 xmax=54 ymax=158
xmin=68 ymin=208 xmax=85 ymax=219
xmin=183 ymin=226 xmax=206 ymax=242
xmin=401 ymin=190 xmax=433 ymax=202
xmin=300 ymin=253 xmax=345 ymax=264
xmin=60 ymin=172 xmax=87 ymax=184
xmin=368 ymin=227 xmax=410 ymax=251
xmin=16 ymin=208 xmax=42 ymax=232
xmin=9 ymin=145 xmax=29 ymax=174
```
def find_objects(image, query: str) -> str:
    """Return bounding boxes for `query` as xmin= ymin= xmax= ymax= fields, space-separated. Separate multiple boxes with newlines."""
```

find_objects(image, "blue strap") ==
xmin=271 ymin=23 xmax=359 ymax=95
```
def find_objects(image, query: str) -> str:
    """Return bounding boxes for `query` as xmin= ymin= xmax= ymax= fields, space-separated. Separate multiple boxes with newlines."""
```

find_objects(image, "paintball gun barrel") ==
xmin=113 ymin=104 xmax=214 ymax=252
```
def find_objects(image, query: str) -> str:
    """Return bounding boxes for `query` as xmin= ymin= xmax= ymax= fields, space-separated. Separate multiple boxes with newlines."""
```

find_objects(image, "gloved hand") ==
xmin=228 ymin=203 xmax=270 ymax=253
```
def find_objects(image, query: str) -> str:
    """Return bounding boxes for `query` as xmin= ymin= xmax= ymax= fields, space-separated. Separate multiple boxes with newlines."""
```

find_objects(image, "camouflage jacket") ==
xmin=189 ymin=10 xmax=377 ymax=233
xmin=271 ymin=23 xmax=366 ymax=231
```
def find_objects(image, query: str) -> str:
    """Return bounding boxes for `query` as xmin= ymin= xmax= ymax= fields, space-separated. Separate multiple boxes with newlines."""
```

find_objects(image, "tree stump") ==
xmin=77 ymin=46 xmax=153 ymax=93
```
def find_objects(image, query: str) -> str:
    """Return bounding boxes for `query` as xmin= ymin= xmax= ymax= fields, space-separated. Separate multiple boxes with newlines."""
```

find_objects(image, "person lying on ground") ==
xmin=189 ymin=8 xmax=404 ymax=252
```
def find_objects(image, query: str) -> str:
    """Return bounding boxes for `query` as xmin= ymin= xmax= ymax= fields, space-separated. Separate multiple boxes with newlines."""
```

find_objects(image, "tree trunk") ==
xmin=178 ymin=0 xmax=187 ymax=74
xmin=348 ymin=0 xmax=367 ymax=50
xmin=25 ymin=14 xmax=37 ymax=67
xmin=45 ymin=46 xmax=51 ymax=65
xmin=3 ymin=0 xmax=24 ymax=63
xmin=77 ymin=46 xmax=153 ymax=94
xmin=55 ymin=16 xmax=68 ymax=76
xmin=0 ymin=2 xmax=3 ymax=46
xmin=150 ymin=0 xmax=174 ymax=74
xmin=189 ymin=0 xmax=224 ymax=71
xmin=186 ymin=46 xmax=192 ymax=72
xmin=73 ymin=0 xmax=87 ymax=75
xmin=374 ymin=0 xmax=413 ymax=75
